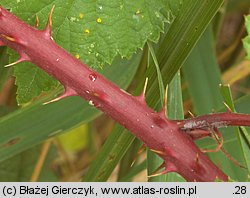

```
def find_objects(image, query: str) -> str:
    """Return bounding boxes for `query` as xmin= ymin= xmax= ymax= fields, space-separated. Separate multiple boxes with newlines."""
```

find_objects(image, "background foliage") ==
xmin=0 ymin=0 xmax=249 ymax=181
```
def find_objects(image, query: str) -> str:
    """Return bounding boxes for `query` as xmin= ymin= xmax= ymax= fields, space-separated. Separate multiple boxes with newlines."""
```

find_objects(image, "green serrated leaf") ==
xmin=53 ymin=0 xmax=171 ymax=64
xmin=2 ymin=0 xmax=172 ymax=104
xmin=14 ymin=62 xmax=58 ymax=104
xmin=243 ymin=15 xmax=250 ymax=60
xmin=7 ymin=48 xmax=58 ymax=105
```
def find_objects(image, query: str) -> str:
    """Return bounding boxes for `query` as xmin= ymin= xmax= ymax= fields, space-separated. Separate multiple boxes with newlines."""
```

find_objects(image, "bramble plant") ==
xmin=0 ymin=0 xmax=250 ymax=182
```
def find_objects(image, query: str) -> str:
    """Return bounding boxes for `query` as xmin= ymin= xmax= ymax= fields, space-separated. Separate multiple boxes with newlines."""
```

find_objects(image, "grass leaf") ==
xmin=220 ymin=84 xmax=250 ymax=176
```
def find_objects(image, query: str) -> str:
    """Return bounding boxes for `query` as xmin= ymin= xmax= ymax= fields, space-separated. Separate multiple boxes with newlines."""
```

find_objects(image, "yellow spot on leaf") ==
xmin=135 ymin=10 xmax=141 ymax=15
xmin=79 ymin=13 xmax=84 ymax=19
xmin=84 ymin=29 xmax=90 ymax=34
xmin=75 ymin=54 xmax=80 ymax=59
xmin=96 ymin=17 xmax=102 ymax=23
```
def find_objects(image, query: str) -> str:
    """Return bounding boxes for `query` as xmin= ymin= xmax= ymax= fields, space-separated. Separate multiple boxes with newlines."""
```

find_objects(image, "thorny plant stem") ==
xmin=0 ymin=6 xmax=249 ymax=181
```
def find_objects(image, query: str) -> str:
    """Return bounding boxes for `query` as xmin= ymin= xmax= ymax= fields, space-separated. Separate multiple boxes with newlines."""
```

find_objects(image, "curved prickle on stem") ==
xmin=43 ymin=5 xmax=55 ymax=39
xmin=43 ymin=86 xmax=78 ymax=105
xmin=148 ymin=162 xmax=166 ymax=178
xmin=4 ymin=52 xmax=30 ymax=67
xmin=1 ymin=34 xmax=16 ymax=42
xmin=130 ymin=144 xmax=146 ymax=167
xmin=159 ymin=84 xmax=169 ymax=117
xmin=137 ymin=77 xmax=148 ymax=103
xmin=35 ymin=15 xmax=39 ymax=28
xmin=0 ymin=33 xmax=28 ymax=48
xmin=148 ymin=161 xmax=177 ymax=178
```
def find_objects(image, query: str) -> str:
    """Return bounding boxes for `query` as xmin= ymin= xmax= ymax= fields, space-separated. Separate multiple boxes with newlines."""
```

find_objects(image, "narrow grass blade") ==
xmin=117 ymin=138 xmax=143 ymax=181
xmin=0 ymin=143 xmax=57 ymax=181
xmin=118 ymin=160 xmax=147 ymax=182
xmin=83 ymin=125 xmax=135 ymax=182
xmin=165 ymin=71 xmax=185 ymax=182
xmin=148 ymin=42 xmax=165 ymax=106
xmin=0 ymin=47 xmax=12 ymax=91
xmin=220 ymin=84 xmax=250 ymax=175
xmin=182 ymin=26 xmax=223 ymax=114
xmin=183 ymin=24 xmax=247 ymax=181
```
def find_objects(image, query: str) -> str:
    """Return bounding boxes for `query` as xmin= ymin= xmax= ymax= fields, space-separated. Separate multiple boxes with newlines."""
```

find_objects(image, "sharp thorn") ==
xmin=44 ymin=5 xmax=55 ymax=38
xmin=43 ymin=86 xmax=77 ymax=105
xmin=35 ymin=14 xmax=39 ymax=28
xmin=4 ymin=53 xmax=30 ymax=67
xmin=188 ymin=110 xmax=195 ymax=118
xmin=137 ymin=77 xmax=148 ymax=102
xmin=147 ymin=162 xmax=165 ymax=178
xmin=163 ymin=84 xmax=168 ymax=108
xmin=148 ymin=169 xmax=168 ymax=178
xmin=43 ymin=96 xmax=64 ymax=105
xmin=48 ymin=5 xmax=55 ymax=28
xmin=1 ymin=34 xmax=16 ymax=42
xmin=1 ymin=34 xmax=26 ymax=46
xmin=195 ymin=153 xmax=199 ymax=163
xmin=150 ymin=148 xmax=165 ymax=156
xmin=223 ymin=102 xmax=232 ymax=112
xmin=147 ymin=161 xmax=177 ymax=178
xmin=137 ymin=144 xmax=146 ymax=154
xmin=160 ymin=84 xmax=169 ymax=116
xmin=130 ymin=144 xmax=146 ymax=167
xmin=130 ymin=160 xmax=136 ymax=168
xmin=143 ymin=77 xmax=148 ymax=96
xmin=4 ymin=60 xmax=22 ymax=68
